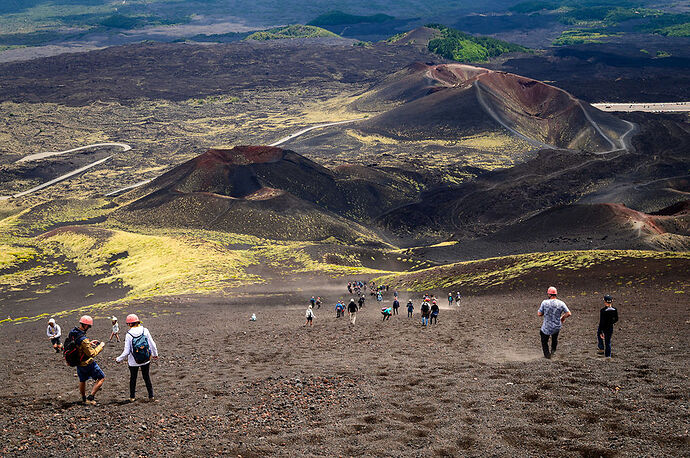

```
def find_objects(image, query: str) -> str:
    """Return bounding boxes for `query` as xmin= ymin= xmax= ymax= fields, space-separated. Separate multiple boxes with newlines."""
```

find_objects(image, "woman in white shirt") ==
xmin=46 ymin=318 xmax=62 ymax=353
xmin=115 ymin=314 xmax=158 ymax=402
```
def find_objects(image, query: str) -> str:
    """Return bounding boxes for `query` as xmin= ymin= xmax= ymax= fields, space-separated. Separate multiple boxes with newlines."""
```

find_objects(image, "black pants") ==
xmin=129 ymin=364 xmax=154 ymax=399
xmin=393 ymin=307 xmax=398 ymax=315
xmin=540 ymin=330 xmax=559 ymax=358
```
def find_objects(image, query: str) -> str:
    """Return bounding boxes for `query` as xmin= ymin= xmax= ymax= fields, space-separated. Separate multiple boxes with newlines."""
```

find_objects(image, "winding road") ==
xmin=1 ymin=120 xmax=367 ymax=200
xmin=0 ymin=143 xmax=131 ymax=201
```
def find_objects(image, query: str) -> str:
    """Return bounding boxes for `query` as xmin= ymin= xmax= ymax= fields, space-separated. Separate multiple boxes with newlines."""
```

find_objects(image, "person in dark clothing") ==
xmin=348 ymin=299 xmax=359 ymax=325
xmin=407 ymin=300 xmax=414 ymax=317
xmin=430 ymin=303 xmax=439 ymax=325
xmin=392 ymin=299 xmax=400 ymax=315
xmin=420 ymin=301 xmax=431 ymax=326
xmin=597 ymin=295 xmax=618 ymax=358
xmin=358 ymin=295 xmax=365 ymax=310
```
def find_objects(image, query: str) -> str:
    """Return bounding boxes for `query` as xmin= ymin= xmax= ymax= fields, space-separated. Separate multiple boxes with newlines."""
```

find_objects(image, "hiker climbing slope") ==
xmin=46 ymin=318 xmax=62 ymax=353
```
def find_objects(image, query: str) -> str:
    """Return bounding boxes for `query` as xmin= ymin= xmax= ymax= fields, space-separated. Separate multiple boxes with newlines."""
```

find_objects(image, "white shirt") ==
xmin=47 ymin=324 xmax=61 ymax=338
xmin=116 ymin=326 xmax=158 ymax=366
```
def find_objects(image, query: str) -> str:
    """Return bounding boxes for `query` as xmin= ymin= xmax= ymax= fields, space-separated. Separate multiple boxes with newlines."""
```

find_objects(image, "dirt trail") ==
xmin=0 ymin=277 xmax=687 ymax=456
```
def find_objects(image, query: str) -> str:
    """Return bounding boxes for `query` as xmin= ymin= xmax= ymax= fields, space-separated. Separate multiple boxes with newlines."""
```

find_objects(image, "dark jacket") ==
xmin=393 ymin=300 xmax=400 ymax=309
xmin=421 ymin=303 xmax=430 ymax=317
xmin=430 ymin=304 xmax=439 ymax=316
xmin=599 ymin=306 xmax=618 ymax=330
xmin=348 ymin=301 xmax=359 ymax=313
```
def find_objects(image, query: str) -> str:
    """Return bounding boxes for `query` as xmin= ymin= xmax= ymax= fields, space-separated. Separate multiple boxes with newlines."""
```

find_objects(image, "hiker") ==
xmin=116 ymin=314 xmax=158 ymax=402
xmin=430 ymin=302 xmax=439 ymax=325
xmin=348 ymin=283 xmax=353 ymax=294
xmin=310 ymin=296 xmax=316 ymax=308
xmin=456 ymin=291 xmax=461 ymax=304
xmin=376 ymin=291 xmax=383 ymax=302
xmin=305 ymin=305 xmax=315 ymax=326
xmin=597 ymin=295 xmax=618 ymax=359
xmin=392 ymin=298 xmax=400 ymax=315
xmin=46 ymin=318 xmax=62 ymax=353
xmin=381 ymin=307 xmax=392 ymax=321
xmin=315 ymin=297 xmax=322 ymax=309
xmin=394 ymin=290 xmax=398 ymax=299
xmin=66 ymin=315 xmax=105 ymax=405
xmin=537 ymin=286 xmax=572 ymax=359
xmin=407 ymin=300 xmax=414 ymax=317
xmin=358 ymin=295 xmax=365 ymax=310
xmin=348 ymin=298 xmax=358 ymax=325
xmin=448 ymin=293 xmax=453 ymax=307
xmin=109 ymin=316 xmax=120 ymax=343
xmin=421 ymin=301 xmax=431 ymax=326
xmin=335 ymin=301 xmax=345 ymax=318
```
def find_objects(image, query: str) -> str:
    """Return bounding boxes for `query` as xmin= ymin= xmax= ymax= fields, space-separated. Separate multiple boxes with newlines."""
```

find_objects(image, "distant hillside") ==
xmin=245 ymin=25 xmax=339 ymax=41
xmin=308 ymin=11 xmax=395 ymax=26
xmin=425 ymin=24 xmax=530 ymax=62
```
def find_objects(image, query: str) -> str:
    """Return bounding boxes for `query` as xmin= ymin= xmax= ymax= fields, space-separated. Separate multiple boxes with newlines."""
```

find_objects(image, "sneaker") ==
xmin=147 ymin=397 xmax=156 ymax=402
xmin=85 ymin=395 xmax=96 ymax=405
xmin=597 ymin=349 xmax=605 ymax=355
xmin=128 ymin=398 xmax=136 ymax=403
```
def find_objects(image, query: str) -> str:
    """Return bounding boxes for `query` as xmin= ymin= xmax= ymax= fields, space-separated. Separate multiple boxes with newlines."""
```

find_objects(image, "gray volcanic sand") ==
xmin=0 ymin=278 xmax=688 ymax=456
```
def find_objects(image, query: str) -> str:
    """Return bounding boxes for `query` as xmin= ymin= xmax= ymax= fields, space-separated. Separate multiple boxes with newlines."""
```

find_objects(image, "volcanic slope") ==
xmin=452 ymin=202 xmax=690 ymax=260
xmin=353 ymin=63 xmax=631 ymax=153
xmin=112 ymin=146 xmax=419 ymax=243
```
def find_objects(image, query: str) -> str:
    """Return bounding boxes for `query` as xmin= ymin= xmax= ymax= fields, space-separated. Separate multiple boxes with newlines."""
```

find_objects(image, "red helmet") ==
xmin=126 ymin=313 xmax=140 ymax=324
xmin=547 ymin=286 xmax=558 ymax=295
xmin=79 ymin=315 xmax=93 ymax=326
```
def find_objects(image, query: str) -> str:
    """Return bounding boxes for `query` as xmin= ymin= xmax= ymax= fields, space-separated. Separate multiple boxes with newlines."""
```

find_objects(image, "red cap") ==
xmin=547 ymin=286 xmax=558 ymax=295
xmin=126 ymin=314 xmax=140 ymax=324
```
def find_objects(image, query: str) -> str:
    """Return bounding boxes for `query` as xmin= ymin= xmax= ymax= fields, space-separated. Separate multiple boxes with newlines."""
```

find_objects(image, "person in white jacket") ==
xmin=115 ymin=314 xmax=158 ymax=402
xmin=46 ymin=318 xmax=62 ymax=353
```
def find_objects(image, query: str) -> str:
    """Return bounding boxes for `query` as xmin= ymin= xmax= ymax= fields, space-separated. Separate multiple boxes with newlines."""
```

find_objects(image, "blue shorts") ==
xmin=77 ymin=362 xmax=105 ymax=382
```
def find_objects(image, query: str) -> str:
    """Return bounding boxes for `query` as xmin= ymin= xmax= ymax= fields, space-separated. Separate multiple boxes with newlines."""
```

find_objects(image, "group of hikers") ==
xmin=305 ymin=284 xmax=459 ymax=327
xmin=538 ymin=286 xmax=618 ymax=359
xmin=305 ymin=282 xmax=620 ymax=360
xmin=46 ymin=313 xmax=158 ymax=405
xmin=49 ymin=282 xmax=619 ymax=405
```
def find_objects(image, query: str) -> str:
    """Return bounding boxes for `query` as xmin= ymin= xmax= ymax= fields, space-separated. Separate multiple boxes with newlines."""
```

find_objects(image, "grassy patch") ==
xmin=425 ymin=24 xmax=530 ymax=63
xmin=553 ymin=29 xmax=619 ymax=45
xmin=246 ymin=25 xmax=339 ymax=41
xmin=0 ymin=244 xmax=37 ymax=270
xmin=40 ymin=228 xmax=259 ymax=298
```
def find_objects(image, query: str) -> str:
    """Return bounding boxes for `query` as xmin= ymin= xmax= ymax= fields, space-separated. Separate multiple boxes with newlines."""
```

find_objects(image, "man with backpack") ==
xmin=64 ymin=315 xmax=106 ymax=405
xmin=420 ymin=301 xmax=431 ymax=326
xmin=116 ymin=314 xmax=158 ymax=402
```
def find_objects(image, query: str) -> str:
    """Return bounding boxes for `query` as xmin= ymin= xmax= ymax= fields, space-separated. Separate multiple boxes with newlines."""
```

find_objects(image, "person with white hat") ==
xmin=108 ymin=316 xmax=120 ymax=343
xmin=537 ymin=286 xmax=572 ymax=359
xmin=46 ymin=318 xmax=62 ymax=353
xmin=116 ymin=314 xmax=158 ymax=402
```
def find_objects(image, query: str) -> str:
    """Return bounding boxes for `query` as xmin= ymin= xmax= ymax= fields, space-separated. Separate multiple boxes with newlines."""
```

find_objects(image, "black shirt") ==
xmin=348 ymin=301 xmax=358 ymax=313
xmin=599 ymin=306 xmax=618 ymax=329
